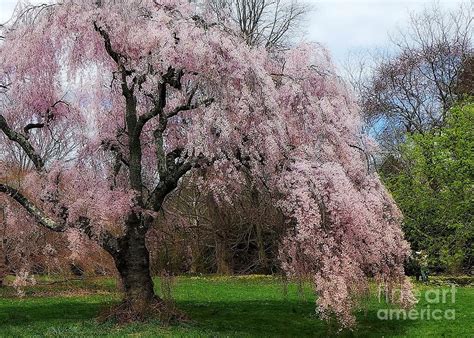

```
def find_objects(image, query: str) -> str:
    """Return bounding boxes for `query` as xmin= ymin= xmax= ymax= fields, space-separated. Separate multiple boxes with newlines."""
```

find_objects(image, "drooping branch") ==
xmin=0 ymin=115 xmax=45 ymax=170
xmin=20 ymin=100 xmax=68 ymax=137
xmin=0 ymin=183 xmax=120 ymax=253
xmin=348 ymin=144 xmax=373 ymax=174
xmin=0 ymin=183 xmax=63 ymax=231
xmin=167 ymin=97 xmax=215 ymax=118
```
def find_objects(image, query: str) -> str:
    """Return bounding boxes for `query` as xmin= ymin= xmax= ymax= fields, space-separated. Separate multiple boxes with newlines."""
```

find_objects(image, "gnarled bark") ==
xmin=102 ymin=214 xmax=186 ymax=323
xmin=111 ymin=215 xmax=156 ymax=310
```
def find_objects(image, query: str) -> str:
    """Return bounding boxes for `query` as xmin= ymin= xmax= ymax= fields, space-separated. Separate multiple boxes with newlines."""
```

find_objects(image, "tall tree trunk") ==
xmin=189 ymin=241 xmax=201 ymax=274
xmin=215 ymin=231 xmax=233 ymax=275
xmin=0 ymin=239 xmax=7 ymax=287
xmin=255 ymin=223 xmax=269 ymax=273
xmin=111 ymin=215 xmax=156 ymax=313
xmin=188 ymin=218 xmax=201 ymax=274
xmin=0 ymin=207 xmax=7 ymax=287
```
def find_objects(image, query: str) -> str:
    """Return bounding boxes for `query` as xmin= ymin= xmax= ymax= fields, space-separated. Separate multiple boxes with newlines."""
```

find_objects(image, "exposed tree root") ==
xmin=98 ymin=296 xmax=188 ymax=325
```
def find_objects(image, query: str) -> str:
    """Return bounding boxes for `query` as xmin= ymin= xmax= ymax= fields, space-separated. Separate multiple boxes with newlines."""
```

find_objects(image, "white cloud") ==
xmin=305 ymin=0 xmax=468 ymax=65
xmin=0 ymin=0 xmax=19 ymax=23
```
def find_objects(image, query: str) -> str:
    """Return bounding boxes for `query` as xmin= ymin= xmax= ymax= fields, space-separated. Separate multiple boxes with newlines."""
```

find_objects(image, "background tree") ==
xmin=202 ymin=0 xmax=308 ymax=49
xmin=382 ymin=99 xmax=474 ymax=274
xmin=200 ymin=0 xmax=308 ymax=273
xmin=147 ymin=177 xmax=286 ymax=275
xmin=347 ymin=3 xmax=472 ymax=153
xmin=147 ymin=0 xmax=308 ymax=276
xmin=345 ymin=4 xmax=473 ymax=277
xmin=0 ymin=201 xmax=7 ymax=286
xmin=456 ymin=54 xmax=474 ymax=97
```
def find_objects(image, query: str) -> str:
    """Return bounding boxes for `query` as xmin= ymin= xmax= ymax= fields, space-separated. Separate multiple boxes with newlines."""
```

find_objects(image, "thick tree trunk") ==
xmin=111 ymin=216 xmax=156 ymax=314
xmin=104 ymin=215 xmax=186 ymax=323
xmin=99 ymin=214 xmax=190 ymax=323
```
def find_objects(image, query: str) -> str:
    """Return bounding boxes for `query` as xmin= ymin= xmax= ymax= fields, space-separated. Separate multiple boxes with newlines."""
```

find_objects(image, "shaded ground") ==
xmin=0 ymin=275 xmax=472 ymax=336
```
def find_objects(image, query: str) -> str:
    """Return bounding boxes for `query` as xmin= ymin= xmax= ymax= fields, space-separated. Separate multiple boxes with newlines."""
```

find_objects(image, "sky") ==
xmin=0 ymin=0 xmax=469 ymax=65
xmin=306 ymin=0 xmax=468 ymax=65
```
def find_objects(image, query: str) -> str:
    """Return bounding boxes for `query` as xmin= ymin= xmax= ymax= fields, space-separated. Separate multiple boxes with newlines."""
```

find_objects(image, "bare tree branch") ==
xmin=0 ymin=115 xmax=45 ymax=170
xmin=167 ymin=97 xmax=215 ymax=118
xmin=23 ymin=122 xmax=45 ymax=135
xmin=204 ymin=0 xmax=309 ymax=49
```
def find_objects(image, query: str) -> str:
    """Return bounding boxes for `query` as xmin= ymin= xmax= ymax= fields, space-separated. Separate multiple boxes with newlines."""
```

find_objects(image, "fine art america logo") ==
xmin=377 ymin=285 xmax=456 ymax=321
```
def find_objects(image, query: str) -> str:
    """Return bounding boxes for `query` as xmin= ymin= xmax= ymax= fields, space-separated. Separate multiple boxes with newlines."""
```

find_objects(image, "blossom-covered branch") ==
xmin=0 ymin=183 xmax=62 ymax=231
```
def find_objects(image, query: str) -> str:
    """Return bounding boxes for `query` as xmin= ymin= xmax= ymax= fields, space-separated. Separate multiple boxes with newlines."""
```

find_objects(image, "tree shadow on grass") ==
xmin=0 ymin=297 xmax=108 ymax=324
xmin=177 ymin=299 xmax=413 ymax=337
xmin=0 ymin=298 xmax=414 ymax=337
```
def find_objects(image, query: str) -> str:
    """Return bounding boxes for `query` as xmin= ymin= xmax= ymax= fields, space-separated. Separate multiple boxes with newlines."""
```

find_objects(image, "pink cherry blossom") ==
xmin=0 ymin=0 xmax=413 ymax=326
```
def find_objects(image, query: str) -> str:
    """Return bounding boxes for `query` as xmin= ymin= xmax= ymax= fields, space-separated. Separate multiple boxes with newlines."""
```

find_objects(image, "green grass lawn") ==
xmin=0 ymin=275 xmax=472 ymax=337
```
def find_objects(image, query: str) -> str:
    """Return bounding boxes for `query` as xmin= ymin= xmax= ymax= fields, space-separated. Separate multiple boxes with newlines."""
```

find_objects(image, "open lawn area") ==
xmin=0 ymin=275 xmax=472 ymax=337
